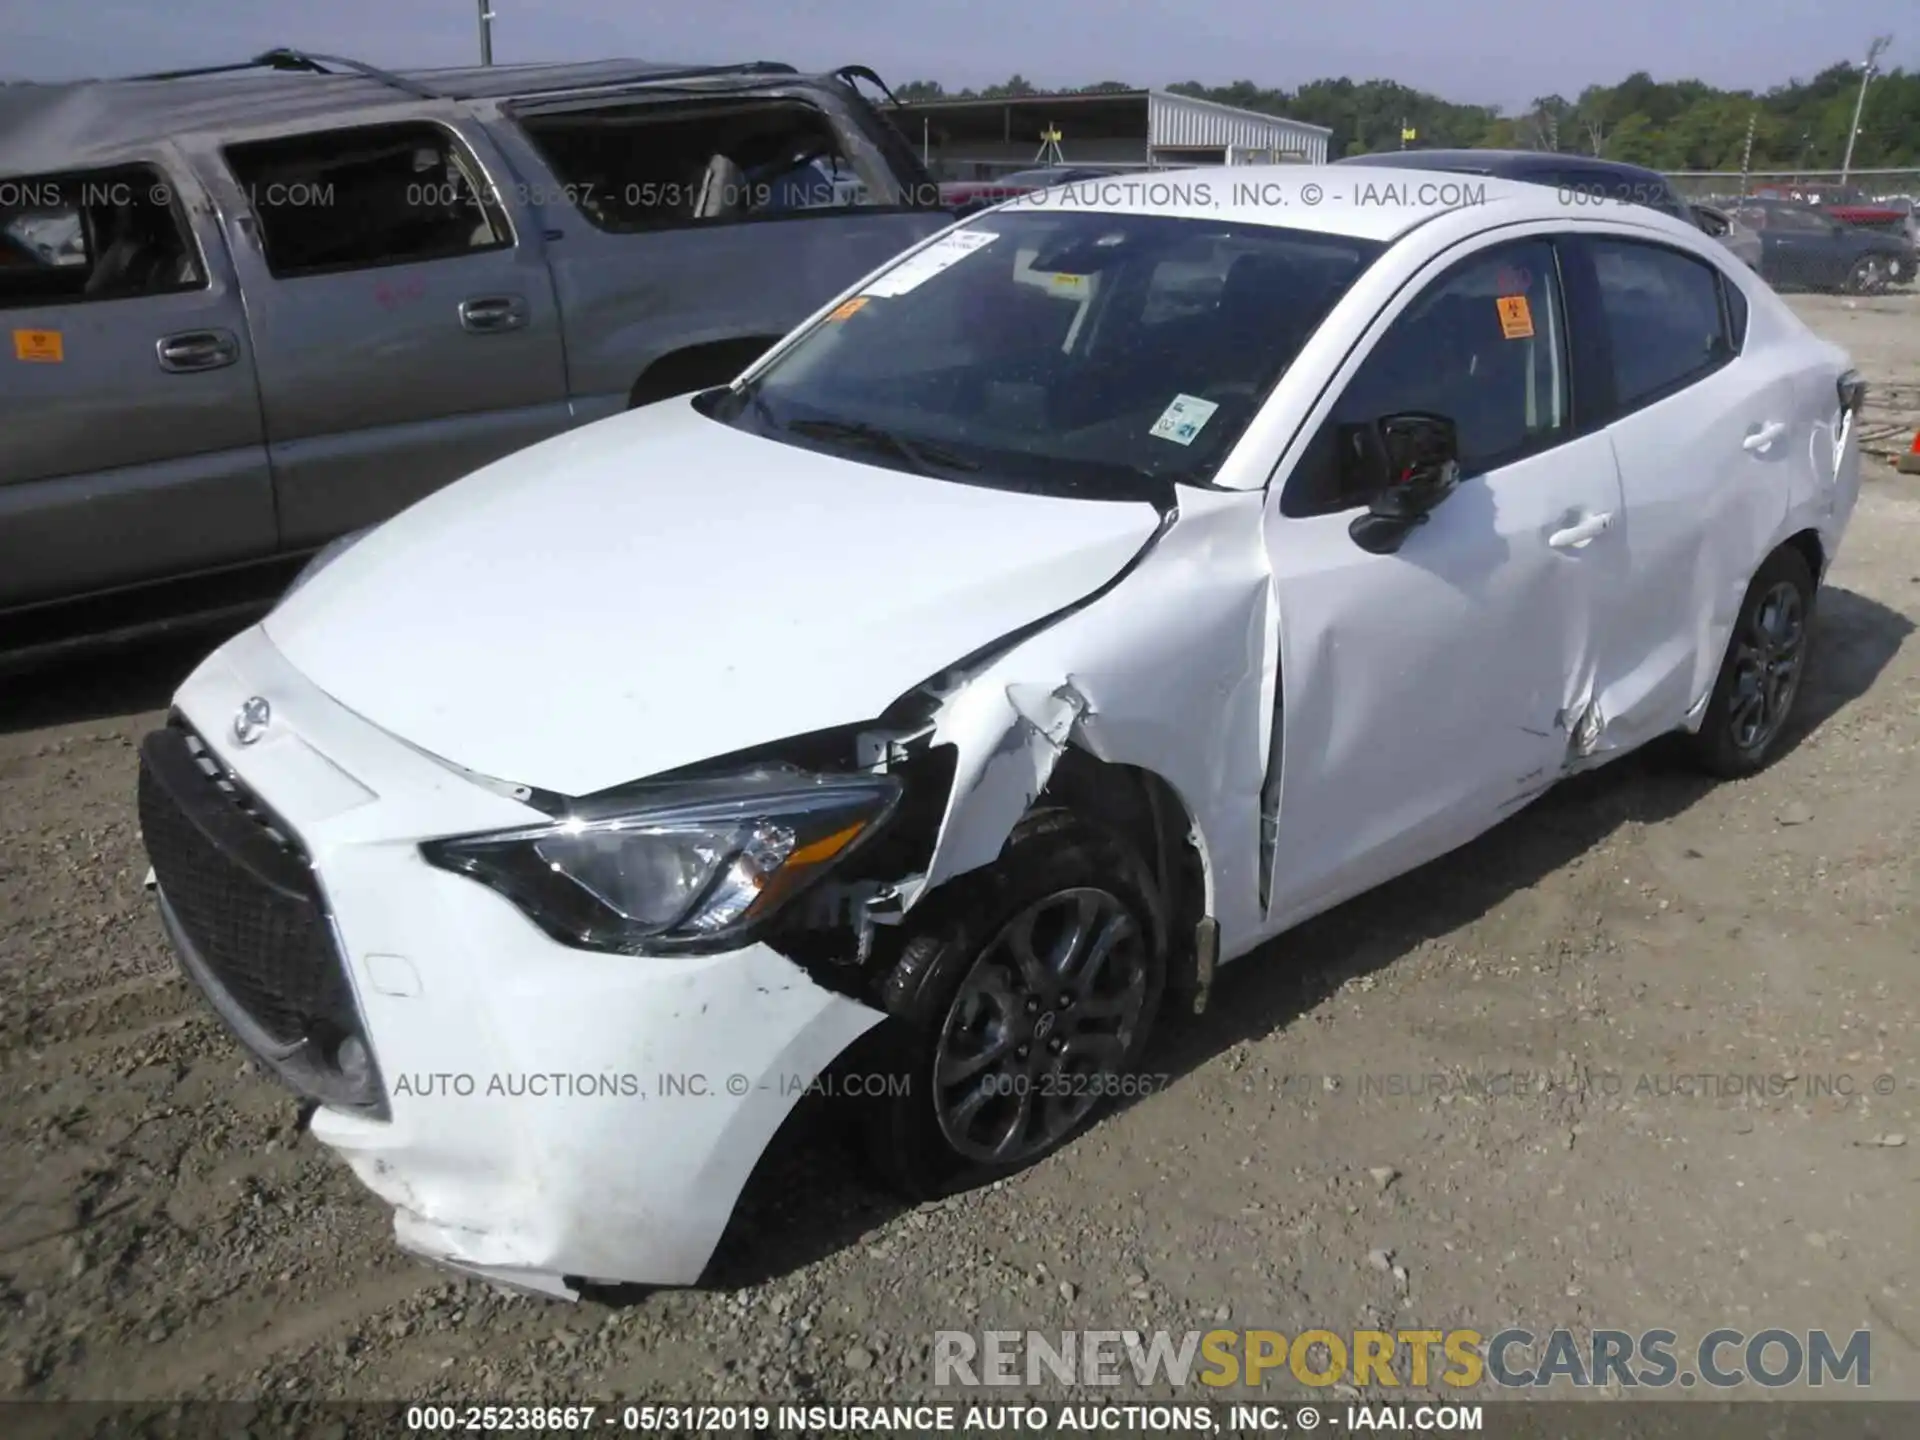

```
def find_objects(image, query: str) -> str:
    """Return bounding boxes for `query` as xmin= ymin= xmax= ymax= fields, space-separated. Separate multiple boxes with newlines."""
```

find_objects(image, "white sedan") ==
xmin=139 ymin=167 xmax=1865 ymax=1298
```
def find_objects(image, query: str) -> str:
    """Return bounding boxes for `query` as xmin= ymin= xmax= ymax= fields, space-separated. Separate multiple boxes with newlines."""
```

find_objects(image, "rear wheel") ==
xmin=1685 ymin=547 xmax=1815 ymax=778
xmin=861 ymin=809 xmax=1166 ymax=1198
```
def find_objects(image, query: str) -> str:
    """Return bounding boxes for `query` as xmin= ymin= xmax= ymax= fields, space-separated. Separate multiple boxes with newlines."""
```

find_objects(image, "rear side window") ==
xmin=224 ymin=123 xmax=510 ymax=278
xmin=1588 ymin=239 xmax=1735 ymax=411
xmin=516 ymin=97 xmax=878 ymax=232
xmin=0 ymin=164 xmax=205 ymax=310
xmin=1721 ymin=275 xmax=1749 ymax=350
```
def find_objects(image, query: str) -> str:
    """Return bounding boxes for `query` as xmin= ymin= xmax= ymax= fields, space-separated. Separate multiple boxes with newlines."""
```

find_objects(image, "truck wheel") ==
xmin=862 ymin=809 xmax=1167 ymax=1199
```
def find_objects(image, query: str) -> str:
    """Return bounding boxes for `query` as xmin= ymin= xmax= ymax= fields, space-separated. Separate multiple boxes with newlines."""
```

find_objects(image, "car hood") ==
xmin=263 ymin=396 xmax=1166 ymax=797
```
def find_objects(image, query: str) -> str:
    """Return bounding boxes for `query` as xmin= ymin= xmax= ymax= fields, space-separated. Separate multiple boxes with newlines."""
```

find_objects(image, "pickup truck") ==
xmin=0 ymin=50 xmax=951 ymax=663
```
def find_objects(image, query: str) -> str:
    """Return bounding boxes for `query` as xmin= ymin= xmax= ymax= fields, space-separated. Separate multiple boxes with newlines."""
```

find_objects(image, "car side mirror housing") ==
xmin=1346 ymin=412 xmax=1463 ymax=555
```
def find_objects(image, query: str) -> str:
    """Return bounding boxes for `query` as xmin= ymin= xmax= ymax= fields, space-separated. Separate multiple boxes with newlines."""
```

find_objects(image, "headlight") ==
xmin=278 ymin=525 xmax=374 ymax=606
xmin=419 ymin=767 xmax=902 ymax=954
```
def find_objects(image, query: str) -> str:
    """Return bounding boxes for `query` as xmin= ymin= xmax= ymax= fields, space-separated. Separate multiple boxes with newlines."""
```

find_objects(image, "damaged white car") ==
xmin=138 ymin=167 xmax=1865 ymax=1298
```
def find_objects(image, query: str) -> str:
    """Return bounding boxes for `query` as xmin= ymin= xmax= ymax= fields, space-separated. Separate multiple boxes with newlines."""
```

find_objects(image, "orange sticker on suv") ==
xmin=1495 ymin=296 xmax=1534 ymax=340
xmin=13 ymin=329 xmax=63 ymax=362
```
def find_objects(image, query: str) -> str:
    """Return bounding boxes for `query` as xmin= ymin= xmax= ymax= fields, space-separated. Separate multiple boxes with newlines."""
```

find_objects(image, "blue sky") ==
xmin=3 ymin=0 xmax=1914 ymax=110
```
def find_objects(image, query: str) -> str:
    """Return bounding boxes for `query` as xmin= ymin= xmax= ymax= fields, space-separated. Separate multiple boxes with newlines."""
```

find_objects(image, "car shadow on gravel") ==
xmin=0 ymin=634 xmax=228 ymax=736
xmin=699 ymin=583 xmax=1911 ymax=1294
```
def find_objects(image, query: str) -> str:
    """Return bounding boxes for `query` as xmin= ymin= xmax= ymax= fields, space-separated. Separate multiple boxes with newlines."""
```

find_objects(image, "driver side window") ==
xmin=1284 ymin=238 xmax=1570 ymax=517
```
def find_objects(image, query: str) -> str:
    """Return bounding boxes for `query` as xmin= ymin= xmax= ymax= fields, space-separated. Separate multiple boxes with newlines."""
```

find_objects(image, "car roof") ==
xmin=1337 ymin=148 xmax=1670 ymax=183
xmin=0 ymin=54 xmax=806 ymax=178
xmin=1000 ymin=163 xmax=1611 ymax=243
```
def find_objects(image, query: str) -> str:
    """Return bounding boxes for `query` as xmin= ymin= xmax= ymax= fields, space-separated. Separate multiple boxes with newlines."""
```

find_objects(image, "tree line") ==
xmin=893 ymin=67 xmax=1920 ymax=172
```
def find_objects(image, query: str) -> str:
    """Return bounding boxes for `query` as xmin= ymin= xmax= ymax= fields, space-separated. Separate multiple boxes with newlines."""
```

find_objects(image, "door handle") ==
xmin=1744 ymin=420 xmax=1787 ymax=452
xmin=459 ymin=295 xmax=528 ymax=333
xmin=1548 ymin=512 xmax=1614 ymax=550
xmin=156 ymin=329 xmax=239 ymax=373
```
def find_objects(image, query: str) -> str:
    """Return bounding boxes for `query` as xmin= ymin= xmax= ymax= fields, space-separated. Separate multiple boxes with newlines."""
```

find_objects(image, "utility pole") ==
xmin=1839 ymin=35 xmax=1891 ymax=184
xmin=477 ymin=0 xmax=495 ymax=66
xmin=1739 ymin=110 xmax=1756 ymax=194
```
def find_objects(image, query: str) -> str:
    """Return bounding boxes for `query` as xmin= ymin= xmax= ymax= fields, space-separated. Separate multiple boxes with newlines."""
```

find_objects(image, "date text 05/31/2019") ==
xmin=403 ymin=1402 xmax=1488 ymax=1432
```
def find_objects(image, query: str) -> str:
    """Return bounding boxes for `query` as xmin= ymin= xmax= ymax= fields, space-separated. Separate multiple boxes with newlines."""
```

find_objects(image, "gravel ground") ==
xmin=2 ymin=292 xmax=1916 ymax=1406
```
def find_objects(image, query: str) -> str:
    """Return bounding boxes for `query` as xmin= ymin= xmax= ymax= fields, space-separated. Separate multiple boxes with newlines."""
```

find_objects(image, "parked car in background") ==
xmin=0 ymin=48 xmax=949 ymax=664
xmin=1730 ymin=197 xmax=1915 ymax=293
xmin=1690 ymin=203 xmax=1762 ymax=270
xmin=1749 ymin=184 xmax=1917 ymax=243
xmin=141 ymin=166 xmax=1863 ymax=1296
xmin=940 ymin=166 xmax=1111 ymax=217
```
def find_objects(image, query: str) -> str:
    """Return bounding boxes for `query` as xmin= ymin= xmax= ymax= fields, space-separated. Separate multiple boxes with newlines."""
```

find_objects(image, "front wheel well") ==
xmin=1780 ymin=528 xmax=1825 ymax=590
xmin=627 ymin=336 xmax=782 ymax=410
xmin=1034 ymin=748 xmax=1209 ymax=993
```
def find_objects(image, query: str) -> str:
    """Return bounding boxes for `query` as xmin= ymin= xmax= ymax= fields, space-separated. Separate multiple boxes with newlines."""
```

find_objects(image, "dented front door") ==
xmin=1260 ymin=432 xmax=1629 ymax=929
xmin=1252 ymin=233 xmax=1632 ymax=928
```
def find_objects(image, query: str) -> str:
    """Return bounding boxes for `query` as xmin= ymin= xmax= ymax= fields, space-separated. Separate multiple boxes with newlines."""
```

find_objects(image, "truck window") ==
xmin=223 ymin=123 xmax=510 ymax=279
xmin=0 ymin=164 xmax=205 ymax=310
xmin=516 ymin=97 xmax=877 ymax=233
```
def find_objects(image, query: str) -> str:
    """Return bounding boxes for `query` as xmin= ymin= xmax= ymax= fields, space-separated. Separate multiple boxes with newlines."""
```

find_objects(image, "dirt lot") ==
xmin=2 ymin=292 xmax=1917 ymax=1407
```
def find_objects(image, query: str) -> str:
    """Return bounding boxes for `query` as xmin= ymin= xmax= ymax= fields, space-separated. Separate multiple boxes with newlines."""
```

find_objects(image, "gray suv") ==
xmin=0 ymin=50 xmax=949 ymax=660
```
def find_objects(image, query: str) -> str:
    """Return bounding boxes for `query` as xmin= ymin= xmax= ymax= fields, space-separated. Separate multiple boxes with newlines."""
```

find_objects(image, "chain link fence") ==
xmin=1662 ymin=168 xmax=1920 ymax=204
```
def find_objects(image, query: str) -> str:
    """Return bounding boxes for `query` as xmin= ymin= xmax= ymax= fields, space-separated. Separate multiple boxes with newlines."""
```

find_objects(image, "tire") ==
xmin=1685 ymin=546 xmax=1815 ymax=779
xmin=1843 ymin=255 xmax=1886 ymax=295
xmin=860 ymin=808 xmax=1167 ymax=1199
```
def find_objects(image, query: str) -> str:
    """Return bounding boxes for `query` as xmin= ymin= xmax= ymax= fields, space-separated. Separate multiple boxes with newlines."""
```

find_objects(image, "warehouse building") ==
xmin=893 ymin=89 xmax=1332 ymax=178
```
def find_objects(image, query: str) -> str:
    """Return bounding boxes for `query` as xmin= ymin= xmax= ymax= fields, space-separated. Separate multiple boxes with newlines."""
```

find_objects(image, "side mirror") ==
xmin=1346 ymin=412 xmax=1463 ymax=555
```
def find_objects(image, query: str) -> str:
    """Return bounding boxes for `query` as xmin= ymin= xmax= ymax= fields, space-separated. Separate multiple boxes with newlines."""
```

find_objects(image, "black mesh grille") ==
xmin=138 ymin=720 xmax=379 ymax=1107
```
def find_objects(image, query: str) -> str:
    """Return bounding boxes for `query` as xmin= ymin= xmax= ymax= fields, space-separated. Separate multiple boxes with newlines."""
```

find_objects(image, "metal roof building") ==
xmin=893 ymin=88 xmax=1332 ymax=177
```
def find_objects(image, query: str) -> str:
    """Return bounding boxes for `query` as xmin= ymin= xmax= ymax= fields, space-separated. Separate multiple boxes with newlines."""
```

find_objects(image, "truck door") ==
xmin=0 ymin=151 xmax=276 ymax=613
xmin=179 ymin=117 xmax=571 ymax=550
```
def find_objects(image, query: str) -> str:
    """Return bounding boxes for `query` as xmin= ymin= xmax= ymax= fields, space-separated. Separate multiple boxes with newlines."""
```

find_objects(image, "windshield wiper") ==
xmin=785 ymin=417 xmax=981 ymax=474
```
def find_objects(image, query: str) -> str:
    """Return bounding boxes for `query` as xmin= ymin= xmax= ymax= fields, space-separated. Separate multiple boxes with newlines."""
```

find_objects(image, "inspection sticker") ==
xmin=863 ymin=230 xmax=998 ymax=297
xmin=13 ymin=328 xmax=63 ymax=363
xmin=826 ymin=296 xmax=869 ymax=322
xmin=1047 ymin=271 xmax=1089 ymax=295
xmin=1149 ymin=393 xmax=1219 ymax=446
xmin=1496 ymin=295 xmax=1534 ymax=339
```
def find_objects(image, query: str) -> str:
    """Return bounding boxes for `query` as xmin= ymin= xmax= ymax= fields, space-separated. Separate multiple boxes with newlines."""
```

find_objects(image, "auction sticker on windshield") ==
xmin=864 ymin=230 xmax=999 ymax=297
xmin=1150 ymin=394 xmax=1220 ymax=446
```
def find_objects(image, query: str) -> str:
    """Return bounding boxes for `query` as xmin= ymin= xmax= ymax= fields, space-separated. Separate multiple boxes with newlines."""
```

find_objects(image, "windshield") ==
xmin=707 ymin=210 xmax=1385 ymax=499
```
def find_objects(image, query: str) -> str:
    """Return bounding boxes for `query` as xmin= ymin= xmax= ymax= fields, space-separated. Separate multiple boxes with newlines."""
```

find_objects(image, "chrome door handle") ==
xmin=459 ymin=295 xmax=527 ymax=333
xmin=1548 ymin=512 xmax=1614 ymax=550
xmin=1744 ymin=420 xmax=1787 ymax=451
xmin=156 ymin=329 xmax=239 ymax=372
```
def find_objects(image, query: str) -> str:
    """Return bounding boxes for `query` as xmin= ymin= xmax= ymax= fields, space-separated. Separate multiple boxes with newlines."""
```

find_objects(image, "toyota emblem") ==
xmin=232 ymin=695 xmax=272 ymax=745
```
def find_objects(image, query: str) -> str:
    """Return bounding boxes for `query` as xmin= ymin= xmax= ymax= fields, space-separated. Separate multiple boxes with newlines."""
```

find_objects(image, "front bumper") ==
xmin=140 ymin=624 xmax=886 ymax=1293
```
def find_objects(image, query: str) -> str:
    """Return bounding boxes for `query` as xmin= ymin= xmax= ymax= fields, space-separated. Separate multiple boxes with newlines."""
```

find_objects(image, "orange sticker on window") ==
xmin=1495 ymin=295 xmax=1534 ymax=340
xmin=827 ymin=297 xmax=869 ymax=322
xmin=13 ymin=329 xmax=63 ymax=363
